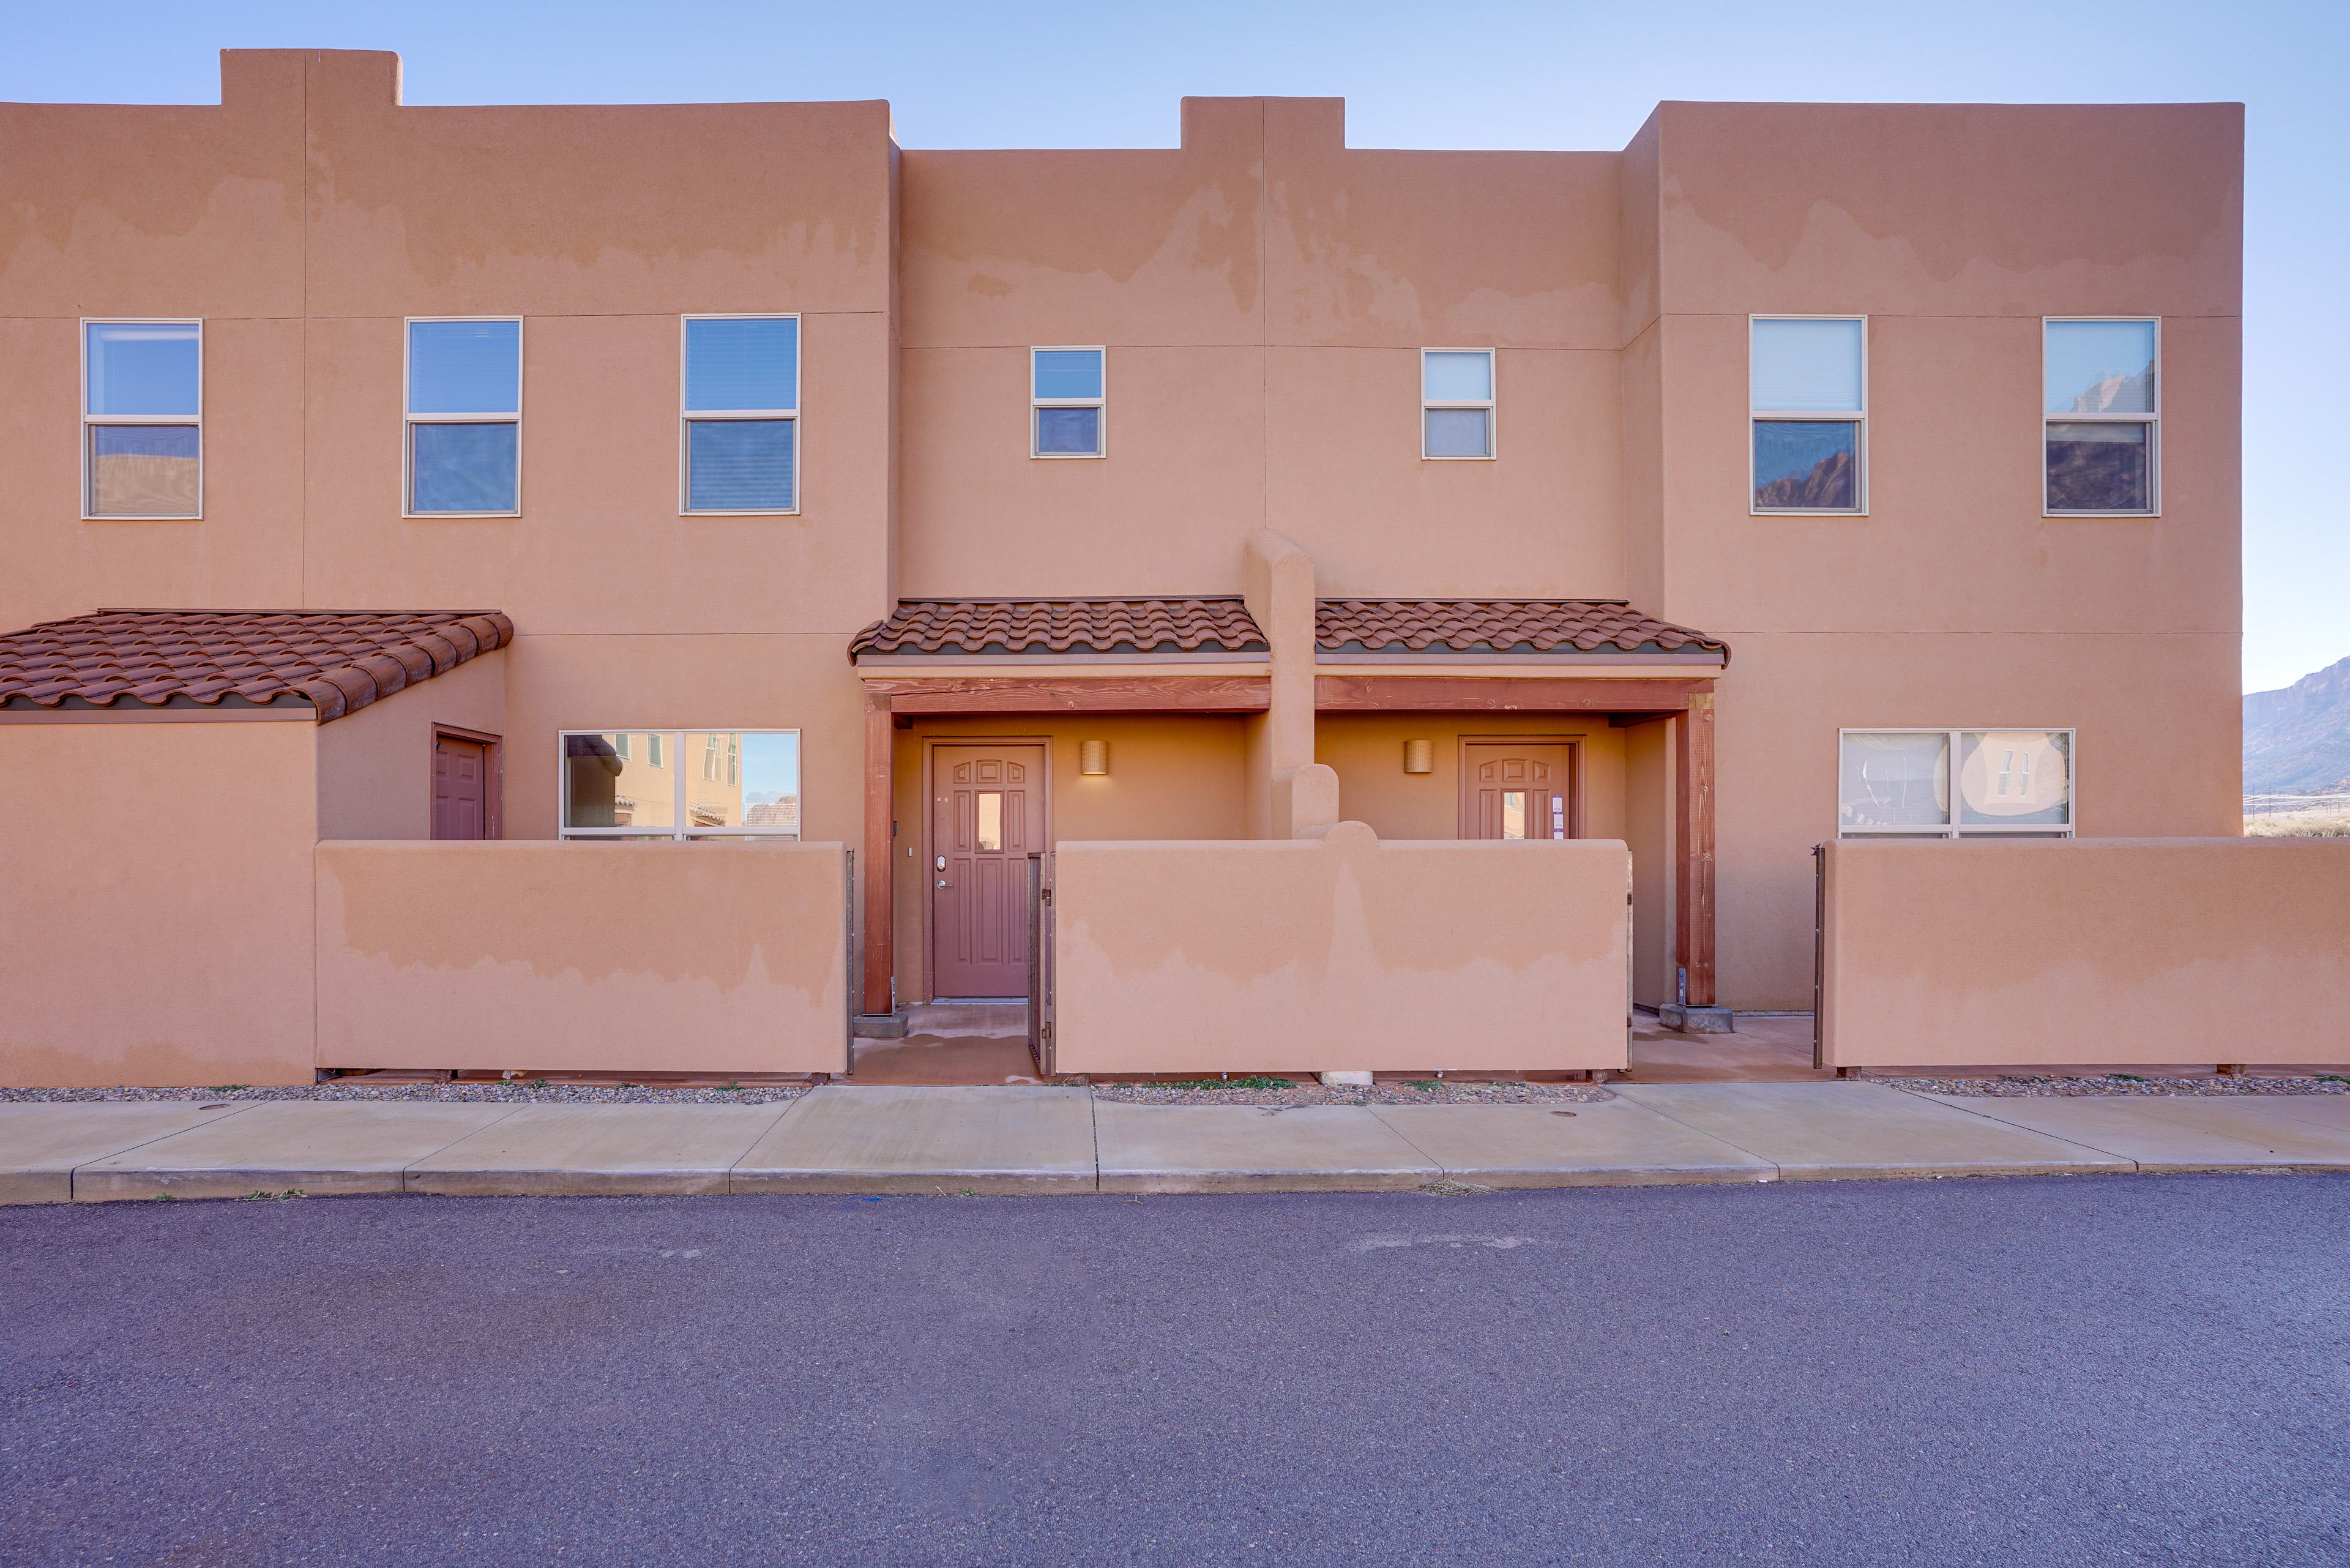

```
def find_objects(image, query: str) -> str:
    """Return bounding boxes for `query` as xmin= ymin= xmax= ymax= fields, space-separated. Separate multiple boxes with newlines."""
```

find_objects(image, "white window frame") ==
xmin=1420 ymin=348 xmax=1497 ymax=461
xmin=558 ymin=728 xmax=802 ymax=841
xmin=2043 ymin=316 xmax=2159 ymax=518
xmin=403 ymin=315 xmax=523 ymax=519
xmin=1750 ymin=315 xmax=1867 ymax=516
xmin=81 ymin=317 xmax=203 ymax=521
xmin=1031 ymin=346 xmax=1105 ymax=459
xmin=1835 ymin=727 xmax=2076 ymax=840
xmin=679 ymin=312 xmax=801 ymax=516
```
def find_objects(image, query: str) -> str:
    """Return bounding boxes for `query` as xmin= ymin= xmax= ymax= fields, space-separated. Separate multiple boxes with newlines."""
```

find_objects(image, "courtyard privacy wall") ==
xmin=0 ymin=721 xmax=322 ymax=1087
xmin=315 ymin=842 xmax=850 ymax=1077
xmin=1052 ymin=824 xmax=1631 ymax=1074
xmin=1819 ymin=839 xmax=2350 ymax=1067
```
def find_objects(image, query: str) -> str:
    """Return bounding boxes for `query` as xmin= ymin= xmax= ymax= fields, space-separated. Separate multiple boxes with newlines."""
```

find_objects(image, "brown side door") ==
xmin=930 ymin=745 xmax=1048 ymax=999
xmin=1460 ymin=741 xmax=1574 ymax=840
xmin=433 ymin=736 xmax=490 ymax=840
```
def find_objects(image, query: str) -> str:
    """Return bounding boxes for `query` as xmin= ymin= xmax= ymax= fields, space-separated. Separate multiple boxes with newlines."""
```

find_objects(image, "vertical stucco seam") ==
xmin=1259 ymin=99 xmax=1269 ymax=535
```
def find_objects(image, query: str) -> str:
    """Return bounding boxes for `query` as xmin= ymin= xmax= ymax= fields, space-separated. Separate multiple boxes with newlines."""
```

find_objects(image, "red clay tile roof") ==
xmin=0 ymin=610 xmax=513 ymax=723
xmin=1316 ymin=600 xmax=1729 ymax=662
xmin=853 ymin=598 xmax=1266 ymax=659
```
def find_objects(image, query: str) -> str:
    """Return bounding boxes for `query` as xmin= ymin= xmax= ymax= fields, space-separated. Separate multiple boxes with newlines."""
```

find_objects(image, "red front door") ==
xmin=1460 ymin=741 xmax=1573 ymax=840
xmin=433 ymin=736 xmax=490 ymax=840
xmin=930 ymin=745 xmax=1046 ymax=999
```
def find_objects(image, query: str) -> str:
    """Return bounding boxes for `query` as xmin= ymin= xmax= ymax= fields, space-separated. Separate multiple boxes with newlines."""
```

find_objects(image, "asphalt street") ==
xmin=3 ymin=1174 xmax=2346 ymax=1567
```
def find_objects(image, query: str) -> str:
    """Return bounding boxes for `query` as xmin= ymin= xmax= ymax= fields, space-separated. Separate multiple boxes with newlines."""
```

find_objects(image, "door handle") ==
xmin=937 ymin=879 xmax=950 ymax=889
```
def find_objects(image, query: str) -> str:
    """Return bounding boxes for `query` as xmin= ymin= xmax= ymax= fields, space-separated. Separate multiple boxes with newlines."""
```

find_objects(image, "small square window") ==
xmin=1032 ymin=348 xmax=1104 ymax=457
xmin=1751 ymin=318 xmax=1864 ymax=513
xmin=1422 ymin=349 xmax=1494 ymax=459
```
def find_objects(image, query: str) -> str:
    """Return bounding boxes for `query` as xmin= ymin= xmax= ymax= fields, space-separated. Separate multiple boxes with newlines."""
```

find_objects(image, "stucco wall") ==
xmin=1054 ymin=823 xmax=1629 ymax=1073
xmin=315 ymin=841 xmax=848 ymax=1074
xmin=0 ymin=719 xmax=320 ymax=1086
xmin=315 ymin=650 xmax=507 ymax=840
xmin=1820 ymin=838 xmax=2350 ymax=1067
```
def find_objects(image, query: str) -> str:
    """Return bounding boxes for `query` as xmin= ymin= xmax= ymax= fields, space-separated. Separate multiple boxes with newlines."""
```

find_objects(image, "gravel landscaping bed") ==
xmin=1087 ymin=1078 xmax=1616 ymax=1107
xmin=0 ymin=1081 xmax=813 ymax=1107
xmin=1888 ymin=1074 xmax=2350 ymax=1098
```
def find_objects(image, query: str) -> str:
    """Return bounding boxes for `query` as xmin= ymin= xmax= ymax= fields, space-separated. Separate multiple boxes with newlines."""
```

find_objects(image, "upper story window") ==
xmin=83 ymin=320 xmax=201 ymax=519
xmin=561 ymin=729 xmax=800 ymax=840
xmin=1032 ymin=348 xmax=1104 ymax=457
xmin=1751 ymin=317 xmax=1864 ymax=513
xmin=406 ymin=319 xmax=521 ymax=516
xmin=1422 ymin=349 xmax=1494 ymax=458
xmin=2045 ymin=319 xmax=2157 ymax=515
xmin=682 ymin=315 xmax=799 ymax=513
xmin=1838 ymin=729 xmax=2074 ymax=838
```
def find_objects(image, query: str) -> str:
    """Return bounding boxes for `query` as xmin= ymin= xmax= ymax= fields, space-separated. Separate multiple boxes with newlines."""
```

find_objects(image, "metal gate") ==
xmin=1026 ymin=850 xmax=1056 ymax=1077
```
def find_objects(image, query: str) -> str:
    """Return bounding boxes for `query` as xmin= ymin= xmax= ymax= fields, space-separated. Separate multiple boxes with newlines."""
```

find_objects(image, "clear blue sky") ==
xmin=7 ymin=0 xmax=2340 ymax=693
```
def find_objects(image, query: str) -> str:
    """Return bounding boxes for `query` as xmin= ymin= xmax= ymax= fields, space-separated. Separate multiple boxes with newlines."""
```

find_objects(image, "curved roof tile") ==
xmin=0 ymin=609 xmax=515 ymax=723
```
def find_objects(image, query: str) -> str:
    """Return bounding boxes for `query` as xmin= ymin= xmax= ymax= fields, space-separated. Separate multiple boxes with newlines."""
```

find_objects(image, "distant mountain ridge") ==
xmin=2245 ymin=655 xmax=2350 ymax=794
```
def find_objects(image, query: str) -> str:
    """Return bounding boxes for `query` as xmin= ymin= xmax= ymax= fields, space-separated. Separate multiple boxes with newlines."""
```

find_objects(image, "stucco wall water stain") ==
xmin=1657 ymin=102 xmax=2240 ymax=296
xmin=1824 ymin=840 xmax=2350 ymax=1067
xmin=319 ymin=845 xmax=843 ymax=995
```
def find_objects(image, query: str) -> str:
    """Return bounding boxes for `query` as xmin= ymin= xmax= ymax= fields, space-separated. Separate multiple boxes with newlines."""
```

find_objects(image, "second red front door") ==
xmin=930 ymin=745 xmax=1047 ymax=999
xmin=1459 ymin=741 xmax=1574 ymax=840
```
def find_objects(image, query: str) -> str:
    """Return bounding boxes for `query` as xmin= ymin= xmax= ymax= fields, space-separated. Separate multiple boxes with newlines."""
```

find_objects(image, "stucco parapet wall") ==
xmin=1819 ymin=837 xmax=2350 ymax=1069
xmin=1053 ymin=822 xmax=1630 ymax=1075
xmin=315 ymin=841 xmax=849 ymax=1077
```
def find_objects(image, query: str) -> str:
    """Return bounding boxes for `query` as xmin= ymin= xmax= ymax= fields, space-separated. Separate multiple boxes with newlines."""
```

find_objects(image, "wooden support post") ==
xmin=1674 ymin=692 xmax=1717 ymax=1009
xmin=862 ymin=689 xmax=895 ymax=1017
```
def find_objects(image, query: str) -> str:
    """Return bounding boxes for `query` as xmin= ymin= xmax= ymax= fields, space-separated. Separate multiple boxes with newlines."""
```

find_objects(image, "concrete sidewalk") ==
xmin=6 ymin=1083 xmax=2350 ymax=1203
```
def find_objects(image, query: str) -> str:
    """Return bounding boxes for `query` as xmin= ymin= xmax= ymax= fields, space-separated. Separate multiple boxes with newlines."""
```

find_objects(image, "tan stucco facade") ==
xmin=0 ymin=51 xmax=2251 ymax=1078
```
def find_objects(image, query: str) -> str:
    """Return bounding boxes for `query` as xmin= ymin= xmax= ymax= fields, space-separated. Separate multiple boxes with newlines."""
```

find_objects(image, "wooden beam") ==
xmin=861 ymin=689 xmax=895 ymax=1017
xmin=1315 ymin=675 xmax=1712 ymax=712
xmin=1674 ymin=692 xmax=1717 ymax=1008
xmin=863 ymin=675 xmax=1271 ymax=714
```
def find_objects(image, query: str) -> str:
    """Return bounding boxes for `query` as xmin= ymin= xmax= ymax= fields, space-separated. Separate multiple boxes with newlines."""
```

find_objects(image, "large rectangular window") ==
xmin=1032 ymin=347 xmax=1104 ymax=457
xmin=1751 ymin=317 xmax=1863 ymax=512
xmin=560 ymin=730 xmax=800 ymax=840
xmin=84 ymin=320 xmax=202 ymax=518
xmin=682 ymin=315 xmax=799 ymax=512
xmin=1422 ymin=349 xmax=1494 ymax=458
xmin=406 ymin=318 xmax=521 ymax=515
xmin=1838 ymin=729 xmax=2074 ymax=838
xmin=2045 ymin=318 xmax=2157 ymax=514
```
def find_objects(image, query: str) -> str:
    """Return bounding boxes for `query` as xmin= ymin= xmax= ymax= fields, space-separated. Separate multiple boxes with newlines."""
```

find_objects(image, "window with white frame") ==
xmin=682 ymin=315 xmax=799 ymax=512
xmin=1751 ymin=317 xmax=1864 ymax=512
xmin=2045 ymin=318 xmax=2157 ymax=514
xmin=561 ymin=730 xmax=800 ymax=840
xmin=83 ymin=320 xmax=202 ymax=518
xmin=406 ymin=318 xmax=521 ymax=515
xmin=1032 ymin=348 xmax=1103 ymax=457
xmin=1422 ymin=349 xmax=1494 ymax=458
xmin=1838 ymin=730 xmax=2074 ymax=838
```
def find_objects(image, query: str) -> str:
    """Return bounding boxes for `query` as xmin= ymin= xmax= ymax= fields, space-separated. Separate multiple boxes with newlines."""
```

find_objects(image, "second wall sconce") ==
xmin=1403 ymin=739 xmax=1434 ymax=774
xmin=1080 ymin=739 xmax=1111 ymax=776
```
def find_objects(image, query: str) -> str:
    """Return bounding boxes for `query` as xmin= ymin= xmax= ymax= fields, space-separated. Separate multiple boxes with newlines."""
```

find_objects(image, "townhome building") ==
xmin=0 ymin=51 xmax=2242 ymax=1085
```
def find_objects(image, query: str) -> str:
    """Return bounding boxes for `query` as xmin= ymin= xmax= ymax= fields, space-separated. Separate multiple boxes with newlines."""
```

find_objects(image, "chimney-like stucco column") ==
xmin=1243 ymin=528 xmax=1318 ymax=839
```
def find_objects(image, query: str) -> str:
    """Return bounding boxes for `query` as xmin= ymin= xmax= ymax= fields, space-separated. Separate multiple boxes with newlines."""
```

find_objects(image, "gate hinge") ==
xmin=1041 ymin=889 xmax=1053 ymax=903
xmin=1042 ymin=1023 xmax=1054 ymax=1041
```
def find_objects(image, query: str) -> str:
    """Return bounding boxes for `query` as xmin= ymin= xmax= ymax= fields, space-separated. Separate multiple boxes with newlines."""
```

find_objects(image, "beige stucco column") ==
xmin=1243 ymin=528 xmax=1318 ymax=839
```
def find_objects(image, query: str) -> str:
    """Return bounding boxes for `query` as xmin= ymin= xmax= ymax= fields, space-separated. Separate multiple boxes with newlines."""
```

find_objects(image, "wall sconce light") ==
xmin=1403 ymin=739 xmax=1434 ymax=774
xmin=1080 ymin=739 xmax=1111 ymax=776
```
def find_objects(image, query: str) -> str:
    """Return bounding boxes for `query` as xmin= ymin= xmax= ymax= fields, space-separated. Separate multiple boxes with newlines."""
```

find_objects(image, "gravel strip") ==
xmin=1886 ymin=1074 xmax=2350 ymax=1098
xmin=1087 ymin=1079 xmax=1616 ymax=1107
xmin=0 ymin=1082 xmax=813 ymax=1107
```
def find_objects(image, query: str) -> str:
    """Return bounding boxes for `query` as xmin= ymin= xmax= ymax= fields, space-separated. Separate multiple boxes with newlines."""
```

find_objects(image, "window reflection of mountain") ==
xmin=1756 ymin=449 xmax=1855 ymax=509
